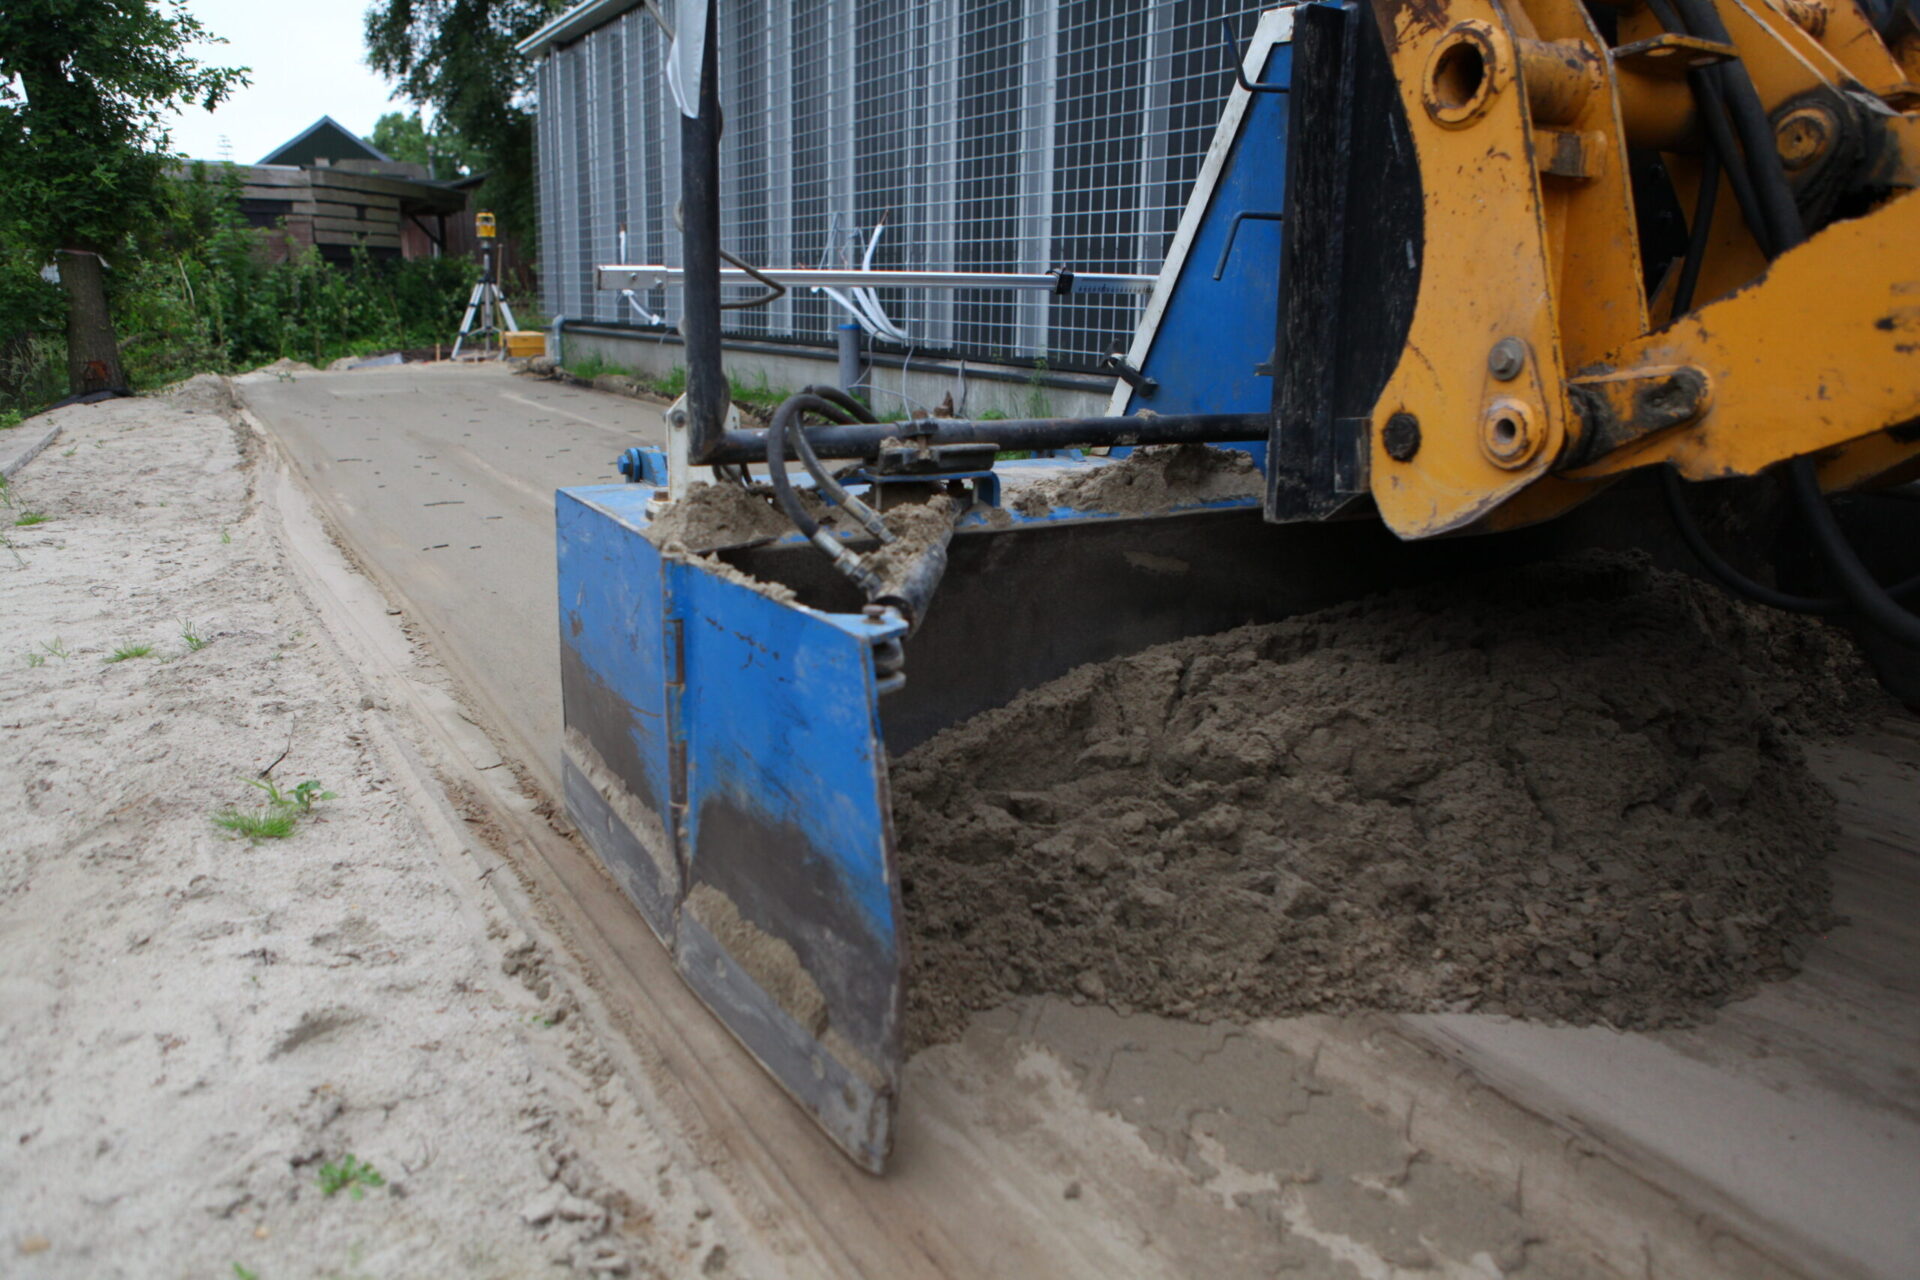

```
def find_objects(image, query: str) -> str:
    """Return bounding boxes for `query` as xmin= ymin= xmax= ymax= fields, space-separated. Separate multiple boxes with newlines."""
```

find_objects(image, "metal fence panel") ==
xmin=537 ymin=0 xmax=1270 ymax=373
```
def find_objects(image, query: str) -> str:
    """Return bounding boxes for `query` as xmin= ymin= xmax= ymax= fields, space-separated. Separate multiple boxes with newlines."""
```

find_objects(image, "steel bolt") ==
xmin=863 ymin=604 xmax=888 ymax=622
xmin=1488 ymin=337 xmax=1527 ymax=381
xmin=1382 ymin=412 xmax=1422 ymax=462
xmin=1481 ymin=399 xmax=1539 ymax=468
xmin=1775 ymin=106 xmax=1833 ymax=172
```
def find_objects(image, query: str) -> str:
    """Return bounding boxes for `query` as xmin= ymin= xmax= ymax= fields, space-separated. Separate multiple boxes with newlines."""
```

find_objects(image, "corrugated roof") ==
xmin=515 ymin=0 xmax=649 ymax=57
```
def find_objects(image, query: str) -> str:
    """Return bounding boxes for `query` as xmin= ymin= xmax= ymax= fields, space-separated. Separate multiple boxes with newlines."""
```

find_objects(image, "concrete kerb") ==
xmin=0 ymin=412 xmax=67 ymax=479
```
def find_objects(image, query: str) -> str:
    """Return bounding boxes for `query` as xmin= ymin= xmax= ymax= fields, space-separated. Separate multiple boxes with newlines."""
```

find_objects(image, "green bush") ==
xmin=0 ymin=163 xmax=485 ymax=411
xmin=0 ymin=239 xmax=66 ymax=415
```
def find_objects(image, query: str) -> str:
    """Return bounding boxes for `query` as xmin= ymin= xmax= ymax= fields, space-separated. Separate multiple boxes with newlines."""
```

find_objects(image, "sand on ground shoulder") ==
xmin=0 ymin=378 xmax=727 ymax=1279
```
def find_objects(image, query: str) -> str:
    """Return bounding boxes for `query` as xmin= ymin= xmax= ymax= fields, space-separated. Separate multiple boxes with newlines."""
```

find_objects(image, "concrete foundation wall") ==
xmin=552 ymin=324 xmax=1116 ymax=421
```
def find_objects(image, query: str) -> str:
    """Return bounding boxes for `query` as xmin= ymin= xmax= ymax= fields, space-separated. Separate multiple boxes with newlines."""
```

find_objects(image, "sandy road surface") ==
xmin=93 ymin=360 xmax=1917 ymax=1278
xmin=234 ymin=362 xmax=652 ymax=791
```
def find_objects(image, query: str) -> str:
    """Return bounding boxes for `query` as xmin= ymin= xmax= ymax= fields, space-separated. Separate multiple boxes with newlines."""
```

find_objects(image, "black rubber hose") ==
xmin=780 ymin=393 xmax=893 ymax=542
xmin=765 ymin=397 xmax=824 ymax=539
xmin=1788 ymin=458 xmax=1920 ymax=645
xmin=798 ymin=383 xmax=879 ymax=425
xmin=1663 ymin=467 xmax=1920 ymax=610
xmin=1672 ymin=149 xmax=1720 ymax=315
xmin=1642 ymin=0 xmax=1778 ymax=260
xmin=1661 ymin=468 xmax=1844 ymax=613
xmin=1669 ymin=0 xmax=1807 ymax=252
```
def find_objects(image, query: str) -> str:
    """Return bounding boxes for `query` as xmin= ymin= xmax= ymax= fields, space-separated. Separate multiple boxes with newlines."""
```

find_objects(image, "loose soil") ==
xmin=1011 ymin=443 xmax=1264 ymax=517
xmin=895 ymin=554 xmax=1870 ymax=1048
xmin=642 ymin=480 xmax=796 ymax=551
xmin=0 ymin=380 xmax=731 ymax=1278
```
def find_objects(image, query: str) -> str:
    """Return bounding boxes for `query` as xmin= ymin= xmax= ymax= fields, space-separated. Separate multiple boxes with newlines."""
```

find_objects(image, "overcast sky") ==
xmin=163 ymin=0 xmax=415 ymax=164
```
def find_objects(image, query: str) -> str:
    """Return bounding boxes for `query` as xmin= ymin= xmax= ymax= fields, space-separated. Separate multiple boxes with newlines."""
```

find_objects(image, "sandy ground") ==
xmin=10 ymin=369 xmax=1915 ymax=1279
xmin=0 ymin=383 xmax=740 ymax=1279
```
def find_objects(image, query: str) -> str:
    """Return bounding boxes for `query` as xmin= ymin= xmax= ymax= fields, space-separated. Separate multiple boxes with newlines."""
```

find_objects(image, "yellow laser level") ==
xmin=452 ymin=211 xmax=516 ymax=359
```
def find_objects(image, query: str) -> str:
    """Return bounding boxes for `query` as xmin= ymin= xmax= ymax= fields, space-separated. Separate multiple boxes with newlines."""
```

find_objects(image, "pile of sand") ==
xmin=1011 ymin=443 xmax=1264 ymax=516
xmin=643 ymin=480 xmax=798 ymax=551
xmin=894 ymin=555 xmax=1868 ymax=1047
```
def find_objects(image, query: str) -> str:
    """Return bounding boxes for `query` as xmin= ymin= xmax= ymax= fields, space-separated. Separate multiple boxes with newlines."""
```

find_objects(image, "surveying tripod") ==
xmin=451 ymin=211 xmax=519 ymax=359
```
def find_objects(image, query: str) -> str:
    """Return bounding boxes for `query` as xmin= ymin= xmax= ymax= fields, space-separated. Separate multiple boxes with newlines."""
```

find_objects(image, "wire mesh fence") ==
xmin=535 ymin=0 xmax=1272 ymax=373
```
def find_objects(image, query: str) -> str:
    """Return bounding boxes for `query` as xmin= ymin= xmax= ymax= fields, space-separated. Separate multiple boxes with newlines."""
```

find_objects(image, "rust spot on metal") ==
xmin=1378 ymin=0 xmax=1450 ymax=50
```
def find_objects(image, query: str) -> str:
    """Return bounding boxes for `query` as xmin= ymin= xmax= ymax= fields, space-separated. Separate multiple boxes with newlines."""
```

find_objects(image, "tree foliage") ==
xmin=363 ymin=0 xmax=565 ymax=245
xmin=0 ymin=0 xmax=247 ymax=255
xmin=0 ymin=0 xmax=247 ymax=393
xmin=370 ymin=109 xmax=479 ymax=181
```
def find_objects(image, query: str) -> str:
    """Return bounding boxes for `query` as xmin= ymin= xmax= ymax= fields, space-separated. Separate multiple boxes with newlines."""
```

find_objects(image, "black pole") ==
xmin=701 ymin=412 xmax=1271 ymax=464
xmin=681 ymin=3 xmax=727 ymax=462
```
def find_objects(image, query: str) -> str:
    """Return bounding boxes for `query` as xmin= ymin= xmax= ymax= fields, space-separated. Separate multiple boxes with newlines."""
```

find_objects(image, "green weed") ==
xmin=728 ymin=370 xmax=792 ymax=415
xmin=213 ymin=776 xmax=335 ymax=842
xmin=562 ymin=351 xmax=613 ymax=381
xmin=14 ymin=511 xmax=49 ymax=527
xmin=317 ymin=1154 xmax=386 ymax=1201
xmin=651 ymin=366 xmax=688 ymax=398
xmin=220 ymin=527 xmax=232 ymax=544
xmin=38 ymin=637 xmax=70 ymax=660
xmin=181 ymin=622 xmax=211 ymax=652
xmin=249 ymin=777 xmax=336 ymax=812
xmin=232 ymin=1264 xmax=259 ymax=1280
xmin=0 ymin=409 xmax=20 ymax=430
xmin=1025 ymin=356 xmax=1053 ymax=420
xmin=104 ymin=643 xmax=155 ymax=663
xmin=24 ymin=651 xmax=45 ymax=668
xmin=213 ymin=808 xmax=297 ymax=841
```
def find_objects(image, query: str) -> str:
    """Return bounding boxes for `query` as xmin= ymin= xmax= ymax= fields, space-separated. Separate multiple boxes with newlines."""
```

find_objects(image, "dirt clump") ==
xmin=1012 ymin=443 xmax=1264 ymax=517
xmin=644 ymin=481 xmax=798 ymax=551
xmin=866 ymin=495 xmax=961 ymax=597
xmin=894 ymin=555 xmax=1864 ymax=1048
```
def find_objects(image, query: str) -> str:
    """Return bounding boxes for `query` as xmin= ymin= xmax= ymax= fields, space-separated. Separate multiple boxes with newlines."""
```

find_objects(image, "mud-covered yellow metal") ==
xmin=1363 ymin=0 xmax=1920 ymax=540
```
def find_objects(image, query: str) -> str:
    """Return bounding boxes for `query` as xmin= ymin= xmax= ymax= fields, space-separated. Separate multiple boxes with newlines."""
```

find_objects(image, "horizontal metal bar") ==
xmin=697 ymin=413 xmax=1269 ymax=465
xmin=595 ymin=265 xmax=1159 ymax=297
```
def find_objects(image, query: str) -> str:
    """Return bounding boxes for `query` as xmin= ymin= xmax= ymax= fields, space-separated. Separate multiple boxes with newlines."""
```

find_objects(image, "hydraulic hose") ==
xmin=1642 ymin=3 xmax=1920 ymax=637
xmin=1643 ymin=0 xmax=1776 ymax=262
xmin=1788 ymin=458 xmax=1920 ymax=646
xmin=1668 ymin=0 xmax=1808 ymax=252
xmin=796 ymin=383 xmax=879 ymax=425
xmin=1660 ymin=468 xmax=1842 ymax=613
xmin=764 ymin=394 xmax=885 ymax=594
xmin=1671 ymin=149 xmax=1719 ymax=316
xmin=778 ymin=393 xmax=893 ymax=543
xmin=1662 ymin=468 xmax=1920 ymax=612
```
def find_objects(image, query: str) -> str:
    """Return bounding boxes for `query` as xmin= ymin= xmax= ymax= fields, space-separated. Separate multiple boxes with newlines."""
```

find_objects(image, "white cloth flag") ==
xmin=665 ymin=0 xmax=709 ymax=119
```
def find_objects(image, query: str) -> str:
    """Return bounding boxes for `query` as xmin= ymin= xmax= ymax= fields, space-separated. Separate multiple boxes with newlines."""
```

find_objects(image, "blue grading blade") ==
xmin=554 ymin=460 xmax=1585 ymax=1170
xmin=556 ymin=483 xmax=908 ymax=1170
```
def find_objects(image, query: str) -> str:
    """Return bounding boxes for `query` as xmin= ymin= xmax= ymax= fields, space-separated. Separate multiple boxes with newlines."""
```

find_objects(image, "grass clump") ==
xmin=728 ymin=369 xmax=792 ymax=415
xmin=213 ymin=776 xmax=336 ymax=842
xmin=104 ymin=643 xmax=156 ymax=663
xmin=181 ymin=622 xmax=212 ymax=652
xmin=213 ymin=808 xmax=297 ymax=841
xmin=14 ymin=511 xmax=49 ymax=527
xmin=562 ymin=354 xmax=690 ymax=402
xmin=317 ymin=1154 xmax=386 ymax=1200
xmin=562 ymin=351 xmax=614 ymax=381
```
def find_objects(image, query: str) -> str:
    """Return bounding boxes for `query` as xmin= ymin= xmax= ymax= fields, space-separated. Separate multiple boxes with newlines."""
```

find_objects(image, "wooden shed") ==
xmin=227 ymin=116 xmax=469 ymax=266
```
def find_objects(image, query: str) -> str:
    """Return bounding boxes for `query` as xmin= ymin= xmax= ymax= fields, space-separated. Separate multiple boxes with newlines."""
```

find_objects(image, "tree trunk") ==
xmin=59 ymin=248 xmax=127 ymax=396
